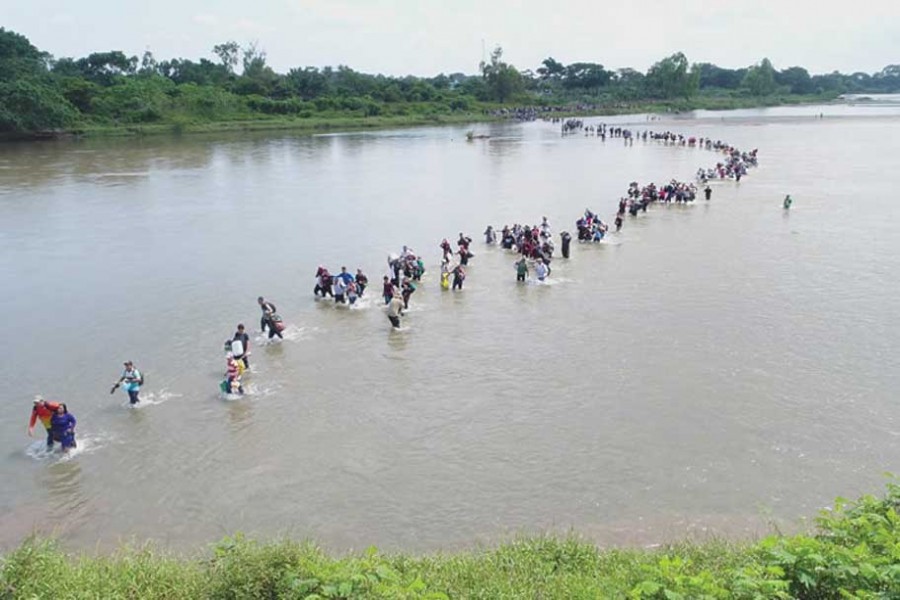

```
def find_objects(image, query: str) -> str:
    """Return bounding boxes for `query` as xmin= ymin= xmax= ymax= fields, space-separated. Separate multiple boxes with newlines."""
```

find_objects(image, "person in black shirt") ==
xmin=232 ymin=323 xmax=250 ymax=369
xmin=355 ymin=269 xmax=368 ymax=297
xmin=560 ymin=231 xmax=572 ymax=259
xmin=257 ymin=296 xmax=279 ymax=337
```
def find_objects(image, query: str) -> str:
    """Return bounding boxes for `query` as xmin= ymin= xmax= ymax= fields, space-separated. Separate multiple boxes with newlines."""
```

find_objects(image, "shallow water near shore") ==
xmin=1 ymin=102 xmax=899 ymax=552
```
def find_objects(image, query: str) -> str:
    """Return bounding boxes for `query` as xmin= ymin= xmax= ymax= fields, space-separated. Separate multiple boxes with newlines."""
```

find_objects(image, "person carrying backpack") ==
xmin=258 ymin=296 xmax=284 ymax=340
xmin=111 ymin=360 xmax=144 ymax=405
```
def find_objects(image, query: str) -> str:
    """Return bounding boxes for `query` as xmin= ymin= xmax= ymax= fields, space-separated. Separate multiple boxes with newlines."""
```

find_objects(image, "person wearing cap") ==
xmin=112 ymin=361 xmax=143 ymax=405
xmin=28 ymin=396 xmax=62 ymax=449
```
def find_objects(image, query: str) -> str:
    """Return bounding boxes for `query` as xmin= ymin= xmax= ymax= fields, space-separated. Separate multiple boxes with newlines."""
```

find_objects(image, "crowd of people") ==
xmin=26 ymin=122 xmax=762 ymax=453
xmin=485 ymin=104 xmax=602 ymax=121
xmin=312 ymin=266 xmax=370 ymax=306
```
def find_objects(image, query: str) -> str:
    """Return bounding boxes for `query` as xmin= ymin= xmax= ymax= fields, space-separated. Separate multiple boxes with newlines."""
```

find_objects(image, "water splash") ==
xmin=125 ymin=388 xmax=182 ymax=409
xmin=253 ymin=324 xmax=316 ymax=345
xmin=24 ymin=433 xmax=113 ymax=463
xmin=527 ymin=276 xmax=573 ymax=287
xmin=219 ymin=381 xmax=279 ymax=401
xmin=348 ymin=296 xmax=376 ymax=310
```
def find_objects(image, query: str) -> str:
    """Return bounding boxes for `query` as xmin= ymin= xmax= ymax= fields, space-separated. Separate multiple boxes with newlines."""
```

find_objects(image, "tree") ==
xmin=775 ymin=66 xmax=813 ymax=95
xmin=871 ymin=65 xmax=900 ymax=92
xmin=212 ymin=42 xmax=240 ymax=74
xmin=695 ymin=63 xmax=745 ymax=89
xmin=479 ymin=46 xmax=523 ymax=103
xmin=233 ymin=42 xmax=278 ymax=96
xmin=742 ymin=58 xmax=777 ymax=96
xmin=0 ymin=79 xmax=78 ymax=133
xmin=74 ymin=51 xmax=138 ymax=86
xmin=810 ymin=71 xmax=846 ymax=94
xmin=645 ymin=52 xmax=697 ymax=99
xmin=330 ymin=65 xmax=376 ymax=97
xmin=138 ymin=50 xmax=158 ymax=77
xmin=58 ymin=77 xmax=99 ymax=113
xmin=610 ymin=68 xmax=645 ymax=100
xmin=537 ymin=57 xmax=565 ymax=81
xmin=0 ymin=28 xmax=50 ymax=81
xmin=562 ymin=62 xmax=611 ymax=91
xmin=284 ymin=67 xmax=329 ymax=100
xmin=90 ymin=76 xmax=174 ymax=123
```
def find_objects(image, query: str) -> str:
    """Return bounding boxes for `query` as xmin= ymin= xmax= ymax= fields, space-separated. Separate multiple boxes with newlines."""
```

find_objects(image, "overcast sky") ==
xmin=3 ymin=0 xmax=898 ymax=76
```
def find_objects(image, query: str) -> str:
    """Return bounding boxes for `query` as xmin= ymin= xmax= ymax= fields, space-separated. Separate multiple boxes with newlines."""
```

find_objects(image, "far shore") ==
xmin=1 ymin=93 xmax=841 ymax=143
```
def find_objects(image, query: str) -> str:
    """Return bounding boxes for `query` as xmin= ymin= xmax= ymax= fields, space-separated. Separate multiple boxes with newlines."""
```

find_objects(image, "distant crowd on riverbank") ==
xmin=482 ymin=104 xmax=603 ymax=121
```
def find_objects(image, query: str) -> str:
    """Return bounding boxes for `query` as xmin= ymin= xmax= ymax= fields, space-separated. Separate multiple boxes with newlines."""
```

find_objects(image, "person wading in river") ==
xmin=28 ymin=396 xmax=61 ymax=449
xmin=257 ymin=296 xmax=283 ymax=339
xmin=387 ymin=290 xmax=404 ymax=329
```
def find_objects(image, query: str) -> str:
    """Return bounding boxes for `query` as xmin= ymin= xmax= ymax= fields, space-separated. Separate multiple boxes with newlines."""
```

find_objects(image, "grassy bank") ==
xmin=72 ymin=112 xmax=500 ymax=139
xmin=11 ymin=92 xmax=839 ymax=141
xmin=2 ymin=484 xmax=898 ymax=599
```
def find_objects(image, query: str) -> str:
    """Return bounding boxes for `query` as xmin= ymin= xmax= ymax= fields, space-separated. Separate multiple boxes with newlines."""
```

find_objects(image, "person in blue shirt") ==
xmin=111 ymin=361 xmax=143 ymax=405
xmin=336 ymin=266 xmax=354 ymax=285
xmin=50 ymin=403 xmax=77 ymax=452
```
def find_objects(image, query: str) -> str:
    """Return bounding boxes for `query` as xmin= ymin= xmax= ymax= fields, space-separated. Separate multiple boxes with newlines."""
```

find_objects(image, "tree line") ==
xmin=2 ymin=27 xmax=898 ymax=136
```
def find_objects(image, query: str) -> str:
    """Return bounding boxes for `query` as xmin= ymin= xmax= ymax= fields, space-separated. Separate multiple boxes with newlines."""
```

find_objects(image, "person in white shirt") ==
xmin=333 ymin=276 xmax=347 ymax=304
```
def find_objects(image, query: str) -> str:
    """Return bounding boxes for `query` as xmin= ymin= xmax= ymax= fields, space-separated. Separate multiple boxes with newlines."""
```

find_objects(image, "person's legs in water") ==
xmin=388 ymin=316 xmax=400 ymax=328
xmin=128 ymin=389 xmax=140 ymax=405
xmin=45 ymin=429 xmax=54 ymax=450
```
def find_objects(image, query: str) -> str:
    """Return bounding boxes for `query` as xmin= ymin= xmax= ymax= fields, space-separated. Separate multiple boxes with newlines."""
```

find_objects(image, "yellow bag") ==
xmin=441 ymin=272 xmax=450 ymax=290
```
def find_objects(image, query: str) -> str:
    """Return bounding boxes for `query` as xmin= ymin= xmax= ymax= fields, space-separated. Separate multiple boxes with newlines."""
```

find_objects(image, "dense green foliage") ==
xmin=2 ymin=484 xmax=899 ymax=598
xmin=2 ymin=26 xmax=899 ymax=137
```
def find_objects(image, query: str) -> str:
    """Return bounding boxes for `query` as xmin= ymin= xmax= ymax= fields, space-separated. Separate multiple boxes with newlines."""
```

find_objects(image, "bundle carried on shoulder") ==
xmin=269 ymin=313 xmax=286 ymax=332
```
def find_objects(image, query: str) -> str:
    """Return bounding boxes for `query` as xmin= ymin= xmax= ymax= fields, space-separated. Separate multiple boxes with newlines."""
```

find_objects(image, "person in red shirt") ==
xmin=28 ymin=396 xmax=61 ymax=450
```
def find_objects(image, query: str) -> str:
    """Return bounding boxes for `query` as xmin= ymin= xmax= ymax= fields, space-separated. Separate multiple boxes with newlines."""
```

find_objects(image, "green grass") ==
xmin=45 ymin=92 xmax=841 ymax=140
xmin=72 ymin=112 xmax=503 ymax=139
xmin=3 ymin=483 xmax=899 ymax=599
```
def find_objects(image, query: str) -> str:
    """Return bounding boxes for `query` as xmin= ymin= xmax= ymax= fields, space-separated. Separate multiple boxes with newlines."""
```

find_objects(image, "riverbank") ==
xmin=1 ymin=93 xmax=839 ymax=141
xmin=2 ymin=484 xmax=897 ymax=599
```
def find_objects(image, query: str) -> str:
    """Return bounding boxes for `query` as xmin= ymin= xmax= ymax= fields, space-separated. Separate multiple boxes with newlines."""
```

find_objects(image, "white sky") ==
xmin=3 ymin=0 xmax=898 ymax=76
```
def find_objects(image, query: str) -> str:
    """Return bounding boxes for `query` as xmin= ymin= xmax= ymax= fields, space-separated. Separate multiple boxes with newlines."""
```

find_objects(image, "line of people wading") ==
xmin=26 ymin=124 xmax=765 ymax=453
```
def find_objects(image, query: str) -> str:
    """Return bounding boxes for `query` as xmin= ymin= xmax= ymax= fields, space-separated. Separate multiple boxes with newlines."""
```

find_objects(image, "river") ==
xmin=1 ymin=100 xmax=899 ymax=552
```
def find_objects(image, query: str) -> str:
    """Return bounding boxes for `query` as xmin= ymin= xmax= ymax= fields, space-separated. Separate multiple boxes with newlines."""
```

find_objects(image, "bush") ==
xmin=2 ymin=485 xmax=900 ymax=599
xmin=0 ymin=79 xmax=79 ymax=133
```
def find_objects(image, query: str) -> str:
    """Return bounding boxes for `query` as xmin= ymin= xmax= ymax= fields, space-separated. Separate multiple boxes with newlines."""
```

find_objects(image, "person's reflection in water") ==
xmin=387 ymin=327 xmax=409 ymax=353
xmin=226 ymin=399 xmax=255 ymax=434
